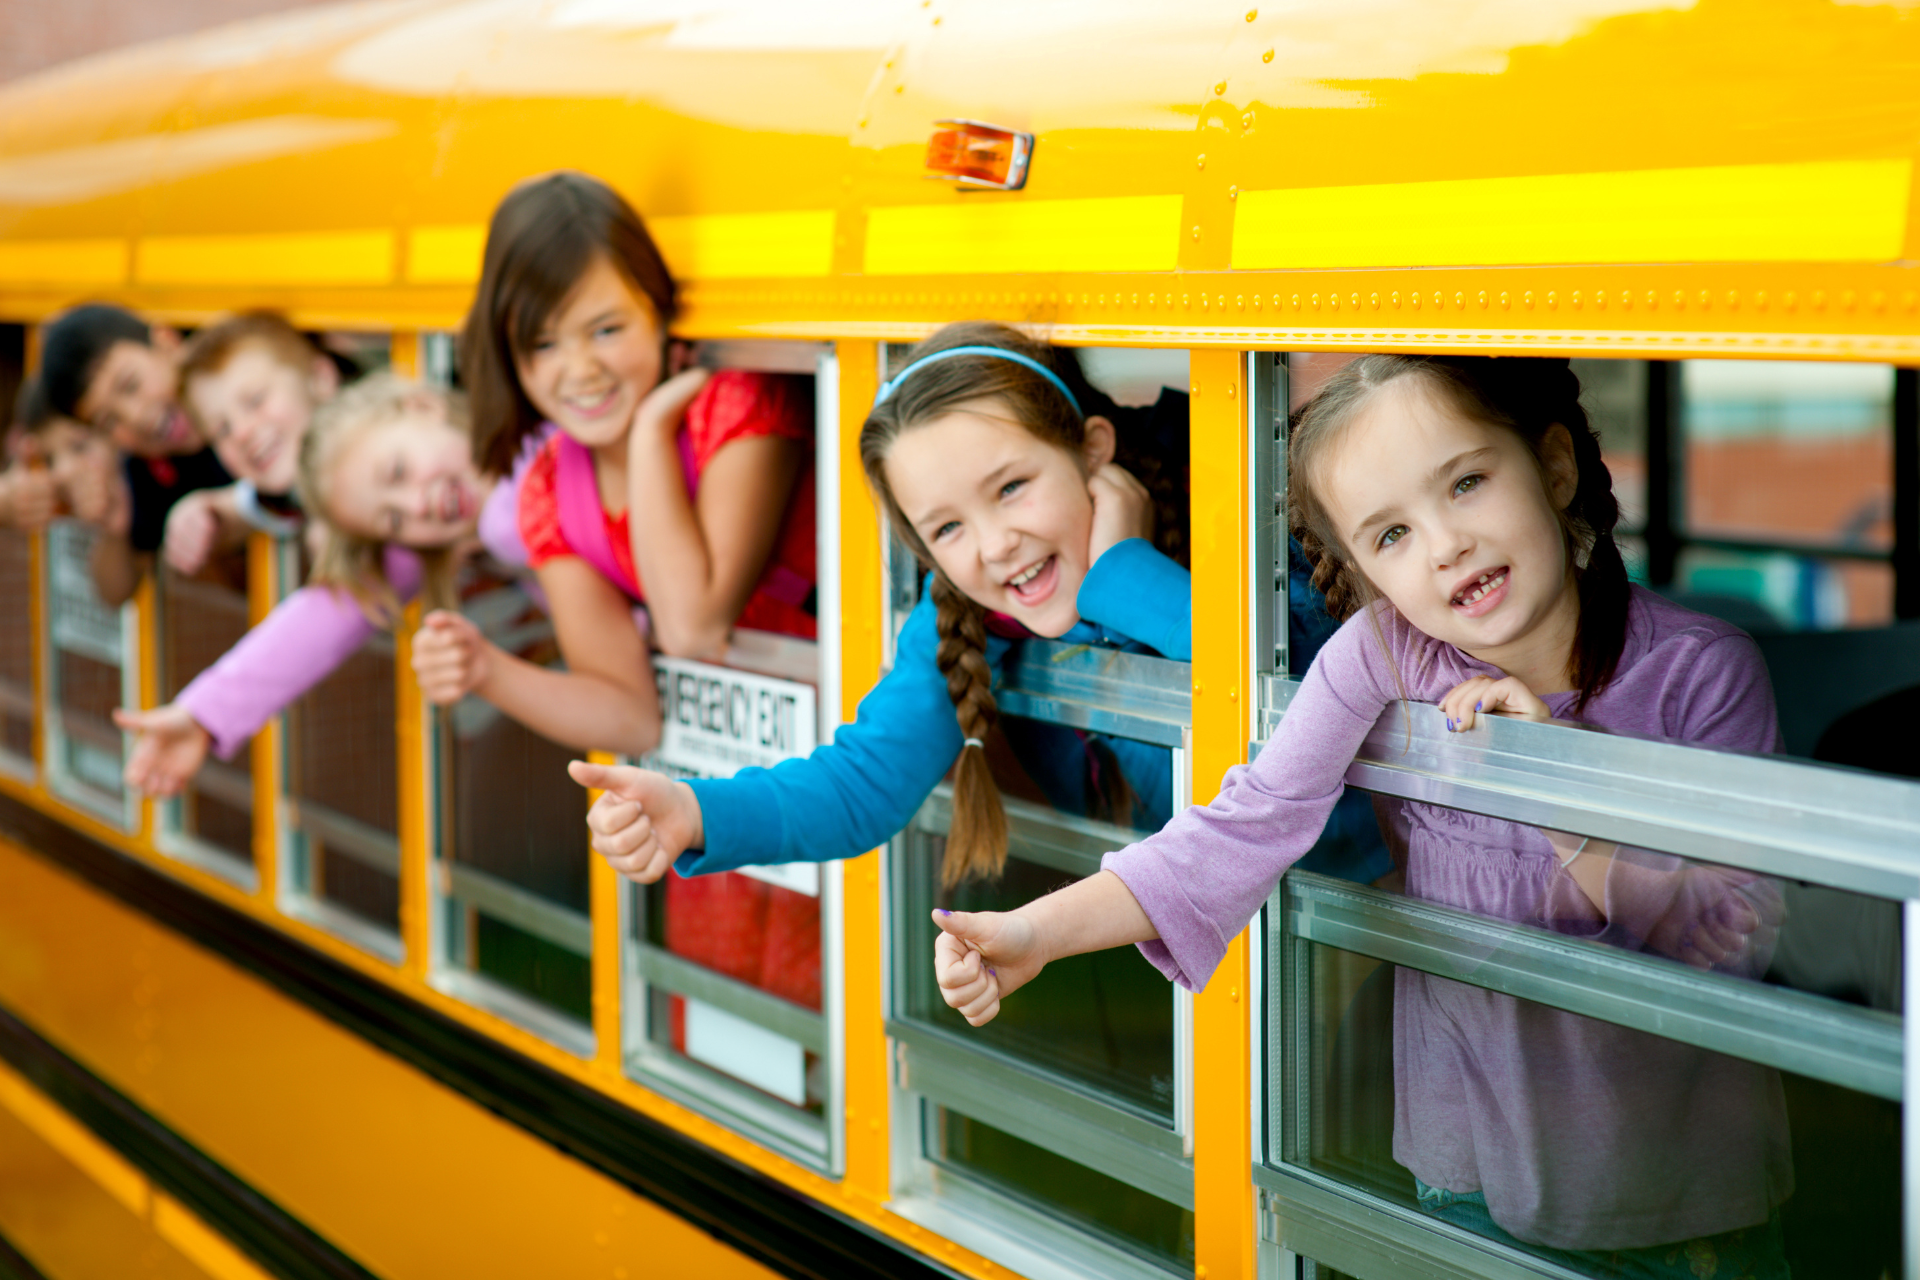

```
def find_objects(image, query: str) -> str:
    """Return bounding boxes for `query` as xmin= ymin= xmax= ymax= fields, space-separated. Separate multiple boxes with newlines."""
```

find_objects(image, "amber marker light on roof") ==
xmin=924 ymin=119 xmax=1032 ymax=190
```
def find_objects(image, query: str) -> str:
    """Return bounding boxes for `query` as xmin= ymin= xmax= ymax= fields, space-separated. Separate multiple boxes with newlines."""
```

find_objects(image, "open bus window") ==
xmin=41 ymin=521 xmax=136 ymax=827
xmin=154 ymin=569 xmax=254 ymax=884
xmin=884 ymin=343 xmax=1197 ymax=1276
xmin=280 ymin=622 xmax=401 ymax=955
xmin=431 ymin=566 xmax=593 ymax=1049
xmin=615 ymin=339 xmax=836 ymax=1164
xmin=1257 ymin=717 xmax=1908 ymax=1279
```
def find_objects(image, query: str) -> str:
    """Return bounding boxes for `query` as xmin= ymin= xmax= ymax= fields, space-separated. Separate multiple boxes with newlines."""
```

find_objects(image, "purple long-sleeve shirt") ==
xmin=1105 ymin=586 xmax=1791 ymax=1250
xmin=175 ymin=447 xmax=535 ymax=758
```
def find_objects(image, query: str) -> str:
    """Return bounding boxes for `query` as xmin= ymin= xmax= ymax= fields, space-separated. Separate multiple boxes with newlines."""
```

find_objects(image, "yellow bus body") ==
xmin=0 ymin=4 xmax=1914 ymax=1280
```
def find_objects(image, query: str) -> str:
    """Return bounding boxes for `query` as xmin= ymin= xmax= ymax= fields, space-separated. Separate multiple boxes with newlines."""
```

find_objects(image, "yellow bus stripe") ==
xmin=0 ymin=1057 xmax=148 ymax=1217
xmin=0 ymin=238 xmax=128 ymax=286
xmin=1233 ymin=160 xmax=1913 ymax=269
xmin=864 ymin=194 xmax=1183 ymax=275
xmin=405 ymin=224 xmax=486 ymax=286
xmin=135 ymin=230 xmax=396 ymax=287
xmin=649 ymin=210 xmax=835 ymax=280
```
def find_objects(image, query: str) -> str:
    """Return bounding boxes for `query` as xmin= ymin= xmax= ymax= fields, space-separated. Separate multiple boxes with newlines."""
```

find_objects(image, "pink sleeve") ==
xmin=175 ymin=546 xmax=422 ymax=759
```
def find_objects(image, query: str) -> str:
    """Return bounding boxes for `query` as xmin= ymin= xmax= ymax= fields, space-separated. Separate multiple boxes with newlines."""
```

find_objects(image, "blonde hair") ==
xmin=296 ymin=372 xmax=467 ymax=624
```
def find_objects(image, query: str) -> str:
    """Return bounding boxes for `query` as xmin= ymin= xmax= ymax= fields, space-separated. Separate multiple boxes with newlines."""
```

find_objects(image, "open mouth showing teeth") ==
xmin=1452 ymin=569 xmax=1509 ymax=607
xmin=1007 ymin=558 xmax=1050 ymax=589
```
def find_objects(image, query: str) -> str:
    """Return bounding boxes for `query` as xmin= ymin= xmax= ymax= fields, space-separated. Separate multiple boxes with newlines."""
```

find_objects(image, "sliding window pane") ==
xmin=436 ymin=574 xmax=591 ymax=1039
xmin=0 ymin=529 xmax=31 ymax=773
xmin=281 ymin=632 xmax=400 ymax=948
xmin=42 ymin=521 xmax=131 ymax=823
xmin=1274 ymin=780 xmax=1904 ymax=1279
xmin=156 ymin=570 xmax=253 ymax=873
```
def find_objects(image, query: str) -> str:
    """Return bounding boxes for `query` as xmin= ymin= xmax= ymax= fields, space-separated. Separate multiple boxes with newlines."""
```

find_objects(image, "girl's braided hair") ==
xmin=860 ymin=322 xmax=1188 ymax=885
xmin=1289 ymin=355 xmax=1628 ymax=713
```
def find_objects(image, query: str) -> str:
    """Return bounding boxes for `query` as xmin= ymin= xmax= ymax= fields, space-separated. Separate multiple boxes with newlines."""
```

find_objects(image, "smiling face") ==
xmin=76 ymin=333 xmax=197 ymax=457
xmin=1317 ymin=376 xmax=1581 ymax=686
xmin=321 ymin=406 xmax=486 ymax=549
xmin=883 ymin=399 xmax=1114 ymax=638
xmin=186 ymin=342 xmax=337 ymax=493
xmin=511 ymin=254 xmax=664 ymax=451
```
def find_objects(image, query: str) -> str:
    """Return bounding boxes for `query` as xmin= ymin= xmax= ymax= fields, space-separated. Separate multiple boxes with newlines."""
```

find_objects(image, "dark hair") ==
xmin=860 ymin=321 xmax=1189 ymax=884
xmin=11 ymin=376 xmax=52 ymax=432
xmin=40 ymin=304 xmax=150 ymax=418
xmin=1289 ymin=355 xmax=1629 ymax=713
xmin=461 ymin=172 xmax=677 ymax=476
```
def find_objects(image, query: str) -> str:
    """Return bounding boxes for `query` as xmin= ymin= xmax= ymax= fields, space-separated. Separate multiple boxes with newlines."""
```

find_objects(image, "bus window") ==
xmin=620 ymin=341 xmax=835 ymax=1162
xmin=0 ymin=530 xmax=31 ymax=777
xmin=277 ymin=334 xmax=401 ymax=959
xmin=41 ymin=521 xmax=136 ymax=827
xmin=279 ymin=621 xmax=401 ymax=957
xmin=885 ymin=346 xmax=1197 ymax=1276
xmin=431 ymin=570 xmax=592 ymax=1050
xmin=153 ymin=568 xmax=254 ymax=883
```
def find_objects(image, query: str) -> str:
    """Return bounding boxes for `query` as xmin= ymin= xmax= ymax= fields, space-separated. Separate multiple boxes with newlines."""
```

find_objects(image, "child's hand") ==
xmin=1439 ymin=675 xmax=1550 ymax=732
xmin=162 ymin=489 xmax=221 ymax=575
xmin=567 ymin=760 xmax=705 ymax=884
xmin=633 ymin=367 xmax=712 ymax=438
xmin=1086 ymin=462 xmax=1154 ymax=566
xmin=62 ymin=450 xmax=129 ymax=535
xmin=112 ymin=703 xmax=212 ymax=798
xmin=931 ymin=908 xmax=1048 ymax=1026
xmin=410 ymin=610 xmax=491 ymax=705
xmin=0 ymin=467 xmax=56 ymax=533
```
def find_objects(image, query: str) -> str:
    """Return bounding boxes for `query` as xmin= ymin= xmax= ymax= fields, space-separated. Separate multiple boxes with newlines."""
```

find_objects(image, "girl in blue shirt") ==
xmin=570 ymin=323 xmax=1367 ymax=885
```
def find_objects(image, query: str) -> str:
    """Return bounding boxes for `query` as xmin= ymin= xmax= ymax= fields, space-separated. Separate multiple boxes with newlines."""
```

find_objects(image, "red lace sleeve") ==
xmin=685 ymin=370 xmax=813 ymax=472
xmin=515 ymin=438 xmax=572 ymax=569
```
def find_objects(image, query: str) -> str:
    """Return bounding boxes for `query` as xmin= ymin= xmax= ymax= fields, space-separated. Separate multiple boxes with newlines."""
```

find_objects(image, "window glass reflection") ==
xmin=1281 ymin=788 xmax=1902 ymax=1277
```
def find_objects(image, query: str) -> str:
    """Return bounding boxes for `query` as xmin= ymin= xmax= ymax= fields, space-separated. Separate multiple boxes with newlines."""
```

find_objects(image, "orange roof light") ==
xmin=924 ymin=119 xmax=1032 ymax=191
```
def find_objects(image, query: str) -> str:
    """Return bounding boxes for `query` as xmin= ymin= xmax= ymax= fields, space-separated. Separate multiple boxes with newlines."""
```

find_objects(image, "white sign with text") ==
xmin=645 ymin=656 xmax=820 ymax=896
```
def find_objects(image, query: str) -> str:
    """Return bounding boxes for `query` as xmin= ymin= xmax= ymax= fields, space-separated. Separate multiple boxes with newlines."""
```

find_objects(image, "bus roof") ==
xmin=0 ymin=0 xmax=1916 ymax=358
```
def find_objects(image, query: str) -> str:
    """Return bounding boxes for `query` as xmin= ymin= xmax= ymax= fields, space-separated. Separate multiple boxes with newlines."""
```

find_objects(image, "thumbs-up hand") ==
xmin=931 ymin=908 xmax=1047 ymax=1026
xmin=567 ymin=760 xmax=705 ymax=884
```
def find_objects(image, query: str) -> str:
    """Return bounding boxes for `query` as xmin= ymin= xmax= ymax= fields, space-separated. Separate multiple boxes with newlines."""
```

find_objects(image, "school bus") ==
xmin=0 ymin=2 xmax=1917 ymax=1278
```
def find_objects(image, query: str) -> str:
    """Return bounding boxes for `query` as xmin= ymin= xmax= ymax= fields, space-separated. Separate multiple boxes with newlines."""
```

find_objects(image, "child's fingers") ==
xmin=606 ymin=840 xmax=673 ymax=885
xmin=568 ymin=759 xmax=651 ymax=801
xmin=956 ymin=974 xmax=1003 ymax=1025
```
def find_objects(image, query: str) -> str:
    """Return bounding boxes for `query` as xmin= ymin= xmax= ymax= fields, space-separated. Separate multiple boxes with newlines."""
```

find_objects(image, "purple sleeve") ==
xmin=175 ymin=547 xmax=423 ymax=759
xmin=1103 ymin=613 xmax=1393 ymax=991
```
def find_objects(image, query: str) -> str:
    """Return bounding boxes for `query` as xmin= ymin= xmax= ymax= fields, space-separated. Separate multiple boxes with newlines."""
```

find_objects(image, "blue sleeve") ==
xmin=676 ymin=592 xmax=962 ymax=875
xmin=1287 ymin=536 xmax=1341 ymax=674
xmin=1076 ymin=538 xmax=1191 ymax=660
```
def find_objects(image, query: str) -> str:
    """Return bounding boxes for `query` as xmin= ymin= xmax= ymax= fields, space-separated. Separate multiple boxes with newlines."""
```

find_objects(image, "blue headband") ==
xmin=873 ymin=345 xmax=1083 ymax=419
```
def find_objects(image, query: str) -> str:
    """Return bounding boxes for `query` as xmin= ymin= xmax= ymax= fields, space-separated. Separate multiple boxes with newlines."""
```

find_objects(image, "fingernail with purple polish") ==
xmin=1475 ymin=700 xmax=1483 ymax=712
xmin=938 ymin=909 xmax=952 ymax=916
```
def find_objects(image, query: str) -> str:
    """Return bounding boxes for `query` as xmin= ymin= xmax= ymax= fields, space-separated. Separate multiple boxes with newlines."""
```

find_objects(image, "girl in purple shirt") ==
xmin=932 ymin=356 xmax=1790 ymax=1273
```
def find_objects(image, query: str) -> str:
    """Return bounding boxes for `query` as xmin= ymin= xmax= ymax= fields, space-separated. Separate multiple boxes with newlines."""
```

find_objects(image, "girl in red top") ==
xmin=411 ymin=171 xmax=819 ymax=1019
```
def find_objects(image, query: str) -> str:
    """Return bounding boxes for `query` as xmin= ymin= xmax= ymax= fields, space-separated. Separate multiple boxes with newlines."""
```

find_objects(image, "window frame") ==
xmin=1248 ymin=351 xmax=1920 ymax=1279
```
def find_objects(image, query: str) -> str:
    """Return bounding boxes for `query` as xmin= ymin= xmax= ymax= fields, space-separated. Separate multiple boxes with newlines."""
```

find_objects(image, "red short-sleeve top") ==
xmin=518 ymin=370 xmax=817 ymax=639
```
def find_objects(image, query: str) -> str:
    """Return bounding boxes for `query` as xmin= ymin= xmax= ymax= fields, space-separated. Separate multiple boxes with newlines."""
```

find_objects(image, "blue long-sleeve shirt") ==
xmin=679 ymin=538 xmax=1190 ymax=875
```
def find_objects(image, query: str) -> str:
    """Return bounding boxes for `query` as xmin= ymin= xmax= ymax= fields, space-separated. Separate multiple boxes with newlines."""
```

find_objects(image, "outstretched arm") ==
xmin=933 ymin=870 xmax=1157 ymax=1026
xmin=468 ymin=557 xmax=662 ymax=757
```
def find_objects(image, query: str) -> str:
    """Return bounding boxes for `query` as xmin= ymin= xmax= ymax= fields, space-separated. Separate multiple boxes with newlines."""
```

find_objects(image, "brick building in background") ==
xmin=0 ymin=0 xmax=335 ymax=86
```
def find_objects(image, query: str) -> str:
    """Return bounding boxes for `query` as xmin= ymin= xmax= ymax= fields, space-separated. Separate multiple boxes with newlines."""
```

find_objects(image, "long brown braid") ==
xmin=1289 ymin=355 xmax=1629 ymax=713
xmin=861 ymin=322 xmax=1186 ymax=884
xmin=928 ymin=572 xmax=1008 ymax=884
